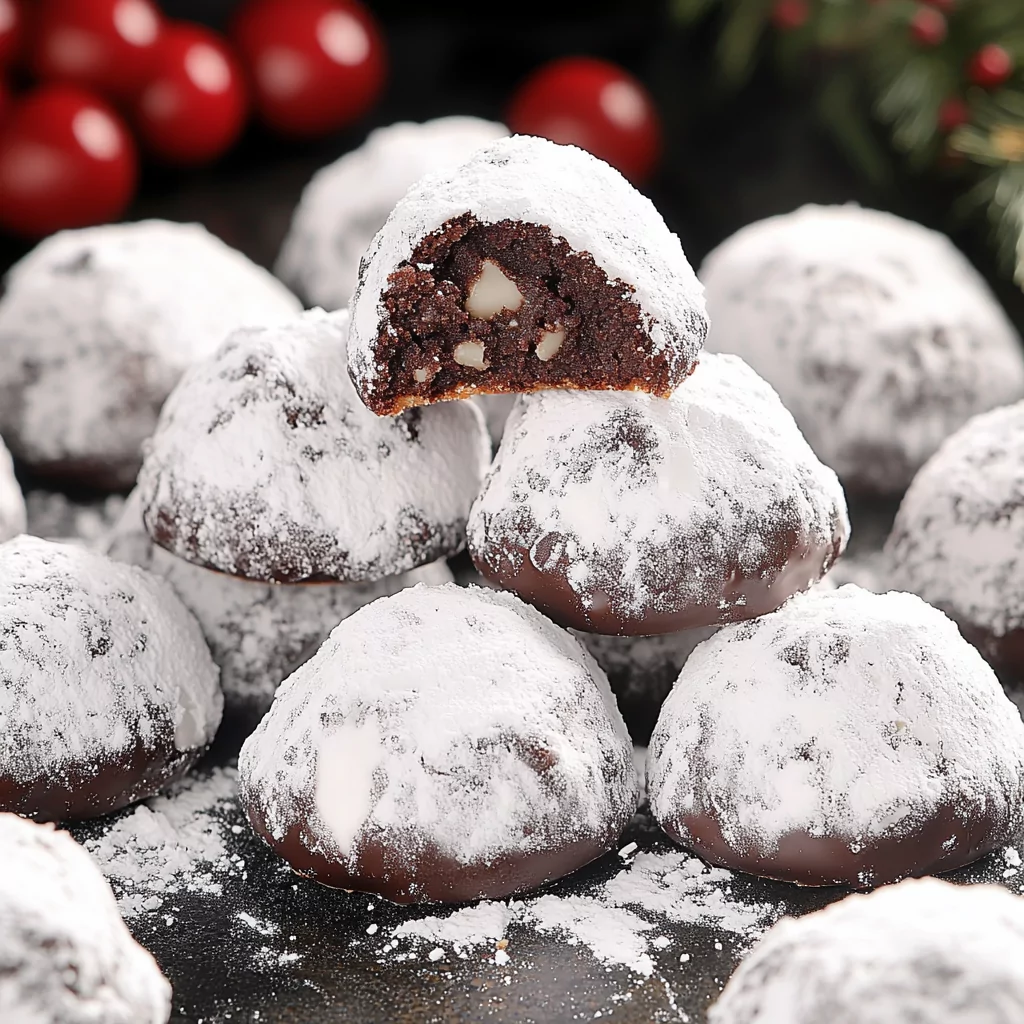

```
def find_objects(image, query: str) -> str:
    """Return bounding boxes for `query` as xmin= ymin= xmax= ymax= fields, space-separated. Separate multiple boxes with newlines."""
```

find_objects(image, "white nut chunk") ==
xmin=453 ymin=340 xmax=489 ymax=370
xmin=535 ymin=327 xmax=565 ymax=362
xmin=465 ymin=260 xmax=524 ymax=320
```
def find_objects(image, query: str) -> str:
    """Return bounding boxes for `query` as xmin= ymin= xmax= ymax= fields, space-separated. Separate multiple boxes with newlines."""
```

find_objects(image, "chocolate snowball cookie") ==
xmin=0 ymin=220 xmax=301 ymax=491
xmin=469 ymin=353 xmax=849 ymax=635
xmin=648 ymin=585 xmax=1024 ymax=888
xmin=277 ymin=116 xmax=507 ymax=311
xmin=0 ymin=814 xmax=171 ymax=1024
xmin=886 ymin=401 xmax=1024 ymax=679
xmin=239 ymin=584 xmax=638 ymax=903
xmin=105 ymin=489 xmax=453 ymax=722
xmin=701 ymin=204 xmax=1024 ymax=495
xmin=0 ymin=536 xmax=222 ymax=821
xmin=348 ymin=135 xmax=707 ymax=415
xmin=138 ymin=309 xmax=490 ymax=583
xmin=710 ymin=878 xmax=1024 ymax=1024
xmin=0 ymin=433 xmax=26 ymax=542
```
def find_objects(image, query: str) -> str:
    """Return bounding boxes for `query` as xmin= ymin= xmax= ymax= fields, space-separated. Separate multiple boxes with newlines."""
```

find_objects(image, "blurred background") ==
xmin=0 ymin=0 xmax=1022 ymax=325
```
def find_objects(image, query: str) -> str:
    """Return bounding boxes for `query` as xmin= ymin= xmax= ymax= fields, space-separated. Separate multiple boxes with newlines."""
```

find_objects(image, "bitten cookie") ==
xmin=701 ymin=204 xmax=1024 ymax=495
xmin=0 ymin=220 xmax=301 ymax=490
xmin=0 ymin=536 xmax=222 ymax=821
xmin=239 ymin=584 xmax=638 ymax=904
xmin=711 ymin=878 xmax=1024 ymax=1024
xmin=0 ymin=814 xmax=171 ymax=1024
xmin=886 ymin=401 xmax=1024 ymax=679
xmin=469 ymin=353 xmax=849 ymax=634
xmin=138 ymin=309 xmax=490 ymax=583
xmin=105 ymin=489 xmax=454 ymax=723
xmin=648 ymin=586 xmax=1024 ymax=887
xmin=276 ymin=116 xmax=507 ymax=311
xmin=348 ymin=135 xmax=707 ymax=415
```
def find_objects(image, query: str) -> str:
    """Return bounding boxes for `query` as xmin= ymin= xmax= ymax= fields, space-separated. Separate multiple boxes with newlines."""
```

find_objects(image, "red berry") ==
xmin=132 ymin=22 xmax=247 ymax=166
xmin=29 ymin=0 xmax=163 ymax=101
xmin=937 ymin=96 xmax=969 ymax=133
xmin=910 ymin=6 xmax=946 ymax=46
xmin=230 ymin=0 xmax=386 ymax=139
xmin=771 ymin=0 xmax=810 ymax=31
xmin=968 ymin=44 xmax=1015 ymax=90
xmin=506 ymin=57 xmax=662 ymax=184
xmin=0 ymin=0 xmax=23 ymax=69
xmin=0 ymin=83 xmax=136 ymax=237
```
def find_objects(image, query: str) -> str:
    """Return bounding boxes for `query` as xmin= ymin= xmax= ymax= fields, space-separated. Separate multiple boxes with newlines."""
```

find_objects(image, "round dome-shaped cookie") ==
xmin=238 ymin=583 xmax=638 ymax=904
xmin=0 ymin=220 xmax=301 ymax=491
xmin=701 ymin=204 xmax=1024 ymax=495
xmin=886 ymin=402 xmax=1024 ymax=678
xmin=710 ymin=878 xmax=1024 ymax=1024
xmin=105 ymin=489 xmax=454 ymax=723
xmin=138 ymin=308 xmax=490 ymax=583
xmin=0 ymin=814 xmax=171 ymax=1023
xmin=348 ymin=135 xmax=707 ymax=415
xmin=468 ymin=352 xmax=849 ymax=634
xmin=0 ymin=536 xmax=222 ymax=821
xmin=276 ymin=116 xmax=508 ymax=311
xmin=647 ymin=585 xmax=1024 ymax=888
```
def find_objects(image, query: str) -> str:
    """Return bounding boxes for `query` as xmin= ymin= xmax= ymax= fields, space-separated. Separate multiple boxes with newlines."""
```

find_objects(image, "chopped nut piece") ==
xmin=453 ymin=340 xmax=489 ymax=370
xmin=465 ymin=260 xmax=524 ymax=319
xmin=535 ymin=327 xmax=565 ymax=362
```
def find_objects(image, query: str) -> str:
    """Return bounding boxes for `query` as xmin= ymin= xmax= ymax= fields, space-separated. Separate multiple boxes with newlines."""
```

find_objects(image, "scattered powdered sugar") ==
xmin=0 ymin=814 xmax=171 ymax=1023
xmin=138 ymin=308 xmax=490 ymax=583
xmin=648 ymin=586 xmax=1024 ymax=869
xmin=701 ymin=204 xmax=1024 ymax=495
xmin=381 ymin=847 xmax=780 ymax=978
xmin=106 ymin=488 xmax=453 ymax=716
xmin=887 ymin=401 xmax=1024 ymax=638
xmin=0 ymin=536 xmax=222 ymax=788
xmin=277 ymin=116 xmax=508 ymax=311
xmin=239 ymin=583 xmax=637 ymax=884
xmin=349 ymin=135 xmax=707 ymax=402
xmin=709 ymin=878 xmax=1024 ymax=1023
xmin=469 ymin=353 xmax=849 ymax=626
xmin=83 ymin=767 xmax=241 ymax=919
xmin=0 ymin=220 xmax=300 ymax=484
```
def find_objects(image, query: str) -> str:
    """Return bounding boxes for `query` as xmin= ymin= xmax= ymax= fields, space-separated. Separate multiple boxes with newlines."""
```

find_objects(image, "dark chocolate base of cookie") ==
xmin=473 ymin=526 xmax=845 ymax=635
xmin=958 ymin=620 xmax=1024 ymax=683
xmin=243 ymin=810 xmax=623 ymax=905
xmin=662 ymin=804 xmax=1008 ymax=889
xmin=363 ymin=215 xmax=702 ymax=416
xmin=0 ymin=738 xmax=209 ymax=822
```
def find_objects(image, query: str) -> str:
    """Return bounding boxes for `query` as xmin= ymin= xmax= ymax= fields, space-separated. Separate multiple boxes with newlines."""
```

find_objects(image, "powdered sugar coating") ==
xmin=0 ymin=435 xmax=25 ymax=542
xmin=886 ymin=401 xmax=1024 ymax=640
xmin=105 ymin=489 xmax=453 ymax=717
xmin=710 ymin=878 xmax=1024 ymax=1024
xmin=648 ymin=586 xmax=1024 ymax=867
xmin=0 ymin=535 xmax=222 ymax=819
xmin=277 ymin=117 xmax=508 ymax=310
xmin=0 ymin=220 xmax=301 ymax=489
xmin=468 ymin=352 xmax=849 ymax=633
xmin=0 ymin=814 xmax=171 ymax=1023
xmin=239 ymin=583 xmax=638 ymax=898
xmin=348 ymin=135 xmax=707 ymax=403
xmin=138 ymin=309 xmax=490 ymax=583
xmin=701 ymin=204 xmax=1024 ymax=495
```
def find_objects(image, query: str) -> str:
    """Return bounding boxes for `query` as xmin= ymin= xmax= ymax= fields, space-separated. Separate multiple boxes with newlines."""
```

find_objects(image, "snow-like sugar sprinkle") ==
xmin=83 ymin=768 xmax=241 ymax=919
xmin=701 ymin=204 xmax=1024 ymax=494
xmin=349 ymin=134 xmax=706 ymax=399
xmin=648 ymin=586 xmax=1024 ymax=854
xmin=887 ymin=400 xmax=1024 ymax=638
xmin=239 ymin=583 xmax=636 ymax=873
xmin=139 ymin=308 xmax=490 ymax=583
xmin=469 ymin=353 xmax=848 ymax=621
xmin=276 ymin=116 xmax=507 ymax=311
